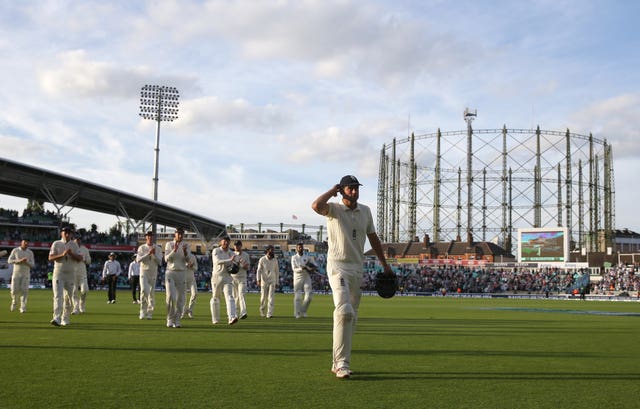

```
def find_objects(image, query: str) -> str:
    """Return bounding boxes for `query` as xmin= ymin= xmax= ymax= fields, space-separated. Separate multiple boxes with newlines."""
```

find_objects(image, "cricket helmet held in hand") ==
xmin=375 ymin=272 xmax=398 ymax=299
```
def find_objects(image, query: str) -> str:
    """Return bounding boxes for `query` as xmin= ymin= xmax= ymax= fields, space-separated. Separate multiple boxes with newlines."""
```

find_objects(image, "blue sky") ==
xmin=0 ymin=0 xmax=639 ymax=236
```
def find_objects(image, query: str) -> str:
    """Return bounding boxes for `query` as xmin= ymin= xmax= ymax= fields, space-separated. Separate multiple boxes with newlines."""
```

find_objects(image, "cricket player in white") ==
xmin=8 ymin=239 xmax=35 ymax=313
xmin=256 ymin=245 xmax=279 ymax=318
xmin=210 ymin=236 xmax=238 ymax=325
xmin=137 ymin=231 xmax=163 ymax=320
xmin=48 ymin=227 xmax=84 ymax=326
xmin=164 ymin=228 xmax=190 ymax=328
xmin=182 ymin=253 xmax=198 ymax=319
xmin=72 ymin=238 xmax=91 ymax=314
xmin=291 ymin=242 xmax=313 ymax=318
xmin=128 ymin=255 xmax=141 ymax=303
xmin=312 ymin=175 xmax=393 ymax=379
xmin=232 ymin=240 xmax=251 ymax=320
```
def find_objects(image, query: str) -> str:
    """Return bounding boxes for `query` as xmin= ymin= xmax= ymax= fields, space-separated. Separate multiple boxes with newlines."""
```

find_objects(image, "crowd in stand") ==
xmin=0 ymin=207 xmax=135 ymax=245
xmin=4 ymin=244 xmax=640 ymax=297
xmin=368 ymin=265 xmax=582 ymax=295
xmin=234 ymin=257 xmax=639 ymax=297
xmin=0 ymin=208 xmax=20 ymax=219
xmin=593 ymin=264 xmax=640 ymax=294
xmin=360 ymin=264 xmax=639 ymax=296
xmin=2 ymin=208 xmax=640 ymax=297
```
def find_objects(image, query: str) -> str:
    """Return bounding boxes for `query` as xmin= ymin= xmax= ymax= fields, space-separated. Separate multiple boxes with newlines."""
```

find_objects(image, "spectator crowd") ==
xmin=1 ymin=208 xmax=639 ymax=297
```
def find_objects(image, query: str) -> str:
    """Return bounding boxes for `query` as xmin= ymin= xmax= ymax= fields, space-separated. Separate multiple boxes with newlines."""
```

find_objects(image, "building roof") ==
xmin=614 ymin=228 xmax=640 ymax=238
xmin=365 ymin=238 xmax=514 ymax=259
xmin=0 ymin=157 xmax=226 ymax=241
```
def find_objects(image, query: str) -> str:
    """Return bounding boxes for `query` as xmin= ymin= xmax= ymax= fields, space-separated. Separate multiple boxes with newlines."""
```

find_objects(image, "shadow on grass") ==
xmin=1 ymin=342 xmax=611 ymax=361
xmin=3 ymin=314 xmax=626 ymax=338
xmin=348 ymin=371 xmax=640 ymax=381
xmin=356 ymin=348 xmax=611 ymax=359
xmin=3 ymin=343 xmax=327 ymax=356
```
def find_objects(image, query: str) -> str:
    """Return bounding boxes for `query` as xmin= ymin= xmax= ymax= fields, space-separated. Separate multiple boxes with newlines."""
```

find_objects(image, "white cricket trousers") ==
xmin=52 ymin=270 xmax=75 ymax=324
xmin=183 ymin=271 xmax=197 ymax=315
xmin=72 ymin=272 xmax=89 ymax=313
xmin=210 ymin=273 xmax=236 ymax=323
xmin=232 ymin=273 xmax=248 ymax=318
xmin=140 ymin=271 xmax=157 ymax=317
xmin=10 ymin=271 xmax=30 ymax=312
xmin=259 ymin=280 xmax=276 ymax=317
xmin=293 ymin=271 xmax=313 ymax=317
xmin=165 ymin=269 xmax=185 ymax=325
xmin=329 ymin=269 xmax=362 ymax=370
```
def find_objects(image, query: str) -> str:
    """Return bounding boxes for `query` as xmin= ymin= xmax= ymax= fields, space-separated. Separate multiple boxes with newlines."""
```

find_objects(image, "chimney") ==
xmin=424 ymin=234 xmax=430 ymax=247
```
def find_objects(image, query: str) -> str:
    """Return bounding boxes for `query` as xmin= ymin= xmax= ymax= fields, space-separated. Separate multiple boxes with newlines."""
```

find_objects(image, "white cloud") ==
xmin=2 ymin=0 xmax=640 ymax=237
xmin=0 ymin=134 xmax=45 ymax=157
xmin=37 ymin=50 xmax=200 ymax=100
xmin=284 ymin=120 xmax=394 ymax=178
xmin=137 ymin=0 xmax=474 ymax=87
xmin=177 ymin=96 xmax=290 ymax=132
xmin=569 ymin=94 xmax=640 ymax=158
xmin=38 ymin=50 xmax=150 ymax=98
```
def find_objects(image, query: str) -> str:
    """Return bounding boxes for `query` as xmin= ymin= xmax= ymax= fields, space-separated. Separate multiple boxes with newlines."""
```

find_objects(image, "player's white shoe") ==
xmin=335 ymin=368 xmax=351 ymax=379
xmin=331 ymin=366 xmax=353 ymax=376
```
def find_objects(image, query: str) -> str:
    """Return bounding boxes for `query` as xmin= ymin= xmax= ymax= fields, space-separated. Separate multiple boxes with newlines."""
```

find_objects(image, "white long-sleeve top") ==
xmin=291 ymin=253 xmax=310 ymax=275
xmin=187 ymin=253 xmax=198 ymax=275
xmin=212 ymin=247 xmax=235 ymax=275
xmin=50 ymin=239 xmax=81 ymax=274
xmin=257 ymin=255 xmax=279 ymax=284
xmin=136 ymin=243 xmax=163 ymax=274
xmin=102 ymin=259 xmax=122 ymax=278
xmin=128 ymin=260 xmax=140 ymax=278
xmin=76 ymin=245 xmax=91 ymax=275
xmin=165 ymin=240 xmax=191 ymax=271
xmin=234 ymin=251 xmax=251 ymax=275
xmin=8 ymin=246 xmax=35 ymax=274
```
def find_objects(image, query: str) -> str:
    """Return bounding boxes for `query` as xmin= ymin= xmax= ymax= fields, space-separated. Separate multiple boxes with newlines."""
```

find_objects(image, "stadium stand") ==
xmin=1 ymin=206 xmax=639 ymax=299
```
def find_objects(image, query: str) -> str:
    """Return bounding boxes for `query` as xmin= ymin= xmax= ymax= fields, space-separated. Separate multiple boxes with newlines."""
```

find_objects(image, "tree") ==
xmin=24 ymin=199 xmax=45 ymax=216
xmin=109 ymin=223 xmax=122 ymax=238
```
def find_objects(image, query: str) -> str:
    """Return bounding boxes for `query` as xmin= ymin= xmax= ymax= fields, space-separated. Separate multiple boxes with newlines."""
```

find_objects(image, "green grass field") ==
xmin=1 ymin=289 xmax=640 ymax=409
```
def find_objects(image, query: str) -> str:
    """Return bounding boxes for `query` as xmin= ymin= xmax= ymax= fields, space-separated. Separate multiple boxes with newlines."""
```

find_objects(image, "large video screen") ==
xmin=517 ymin=227 xmax=568 ymax=262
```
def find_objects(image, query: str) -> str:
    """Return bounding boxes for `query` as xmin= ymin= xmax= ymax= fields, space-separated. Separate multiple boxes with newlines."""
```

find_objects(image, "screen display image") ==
xmin=519 ymin=229 xmax=567 ymax=262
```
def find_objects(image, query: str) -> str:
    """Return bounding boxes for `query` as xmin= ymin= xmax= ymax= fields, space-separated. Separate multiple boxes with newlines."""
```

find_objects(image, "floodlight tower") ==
xmin=139 ymin=85 xmax=180 ymax=236
xmin=464 ymin=108 xmax=477 ymax=243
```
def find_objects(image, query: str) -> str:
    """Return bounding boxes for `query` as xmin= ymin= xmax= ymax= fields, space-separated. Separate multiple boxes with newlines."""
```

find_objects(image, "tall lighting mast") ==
xmin=139 ymin=85 xmax=180 ymax=236
xmin=464 ymin=108 xmax=477 ymax=243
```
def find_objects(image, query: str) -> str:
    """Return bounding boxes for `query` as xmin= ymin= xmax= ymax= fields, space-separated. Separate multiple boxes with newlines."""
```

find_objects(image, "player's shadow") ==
xmin=348 ymin=371 xmax=640 ymax=382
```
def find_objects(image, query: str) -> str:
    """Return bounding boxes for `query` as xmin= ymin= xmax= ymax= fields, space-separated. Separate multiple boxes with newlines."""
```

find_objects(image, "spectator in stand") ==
xmin=136 ymin=231 xmax=163 ymax=320
xmin=210 ymin=236 xmax=239 ymax=325
xmin=291 ymin=242 xmax=313 ymax=319
xmin=256 ymin=245 xmax=280 ymax=319
xmin=71 ymin=237 xmax=92 ymax=314
xmin=48 ymin=227 xmax=83 ymax=326
xmin=128 ymin=254 xmax=141 ymax=304
xmin=102 ymin=252 xmax=122 ymax=304
xmin=232 ymin=240 xmax=250 ymax=320
xmin=182 ymin=252 xmax=198 ymax=319
xmin=312 ymin=175 xmax=394 ymax=379
xmin=164 ymin=227 xmax=190 ymax=328
xmin=8 ymin=239 xmax=35 ymax=313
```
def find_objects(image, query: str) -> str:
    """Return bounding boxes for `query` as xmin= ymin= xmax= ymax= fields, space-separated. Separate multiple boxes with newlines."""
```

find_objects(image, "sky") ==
xmin=1 ymin=0 xmax=639 ymax=237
